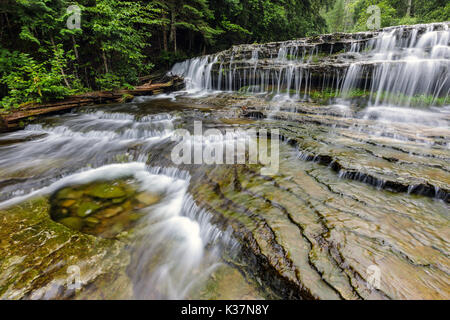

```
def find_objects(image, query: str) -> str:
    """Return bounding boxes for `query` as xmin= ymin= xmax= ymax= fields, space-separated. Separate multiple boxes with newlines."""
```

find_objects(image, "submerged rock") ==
xmin=85 ymin=183 xmax=127 ymax=199
xmin=135 ymin=192 xmax=160 ymax=206
xmin=99 ymin=206 xmax=123 ymax=218
xmin=84 ymin=217 xmax=100 ymax=227
xmin=56 ymin=188 xmax=84 ymax=200
xmin=49 ymin=179 xmax=161 ymax=239
xmin=59 ymin=216 xmax=84 ymax=231
xmin=76 ymin=201 xmax=102 ymax=217
xmin=61 ymin=199 xmax=76 ymax=208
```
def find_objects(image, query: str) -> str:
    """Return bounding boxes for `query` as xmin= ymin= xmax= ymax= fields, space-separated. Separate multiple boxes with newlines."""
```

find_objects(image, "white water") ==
xmin=170 ymin=55 xmax=218 ymax=93
xmin=341 ymin=23 xmax=449 ymax=107
xmin=361 ymin=106 xmax=449 ymax=127
xmin=0 ymin=161 xmax=236 ymax=299
xmin=0 ymin=105 xmax=242 ymax=299
xmin=170 ymin=23 xmax=449 ymax=108
xmin=0 ymin=109 xmax=175 ymax=198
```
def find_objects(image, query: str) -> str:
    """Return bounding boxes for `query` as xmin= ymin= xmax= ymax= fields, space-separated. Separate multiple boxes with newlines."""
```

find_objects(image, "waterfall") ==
xmin=340 ymin=23 xmax=449 ymax=107
xmin=170 ymin=56 xmax=218 ymax=92
xmin=170 ymin=22 xmax=449 ymax=107
xmin=170 ymin=39 xmax=331 ymax=97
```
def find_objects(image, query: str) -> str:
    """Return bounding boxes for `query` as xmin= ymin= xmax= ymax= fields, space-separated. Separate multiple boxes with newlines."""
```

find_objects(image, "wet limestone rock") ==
xmin=0 ymin=198 xmax=132 ymax=299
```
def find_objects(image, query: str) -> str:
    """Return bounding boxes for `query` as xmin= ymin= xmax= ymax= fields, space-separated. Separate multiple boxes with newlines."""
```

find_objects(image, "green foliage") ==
xmin=309 ymin=88 xmax=447 ymax=107
xmin=374 ymin=91 xmax=448 ymax=107
xmin=324 ymin=0 xmax=349 ymax=32
xmin=95 ymin=73 xmax=123 ymax=91
xmin=208 ymin=0 xmax=330 ymax=48
xmin=158 ymin=50 xmax=189 ymax=69
xmin=352 ymin=0 xmax=398 ymax=31
xmin=396 ymin=15 xmax=419 ymax=26
xmin=308 ymin=88 xmax=364 ymax=104
xmin=0 ymin=47 xmax=74 ymax=109
xmin=309 ymin=89 xmax=338 ymax=104
xmin=326 ymin=0 xmax=450 ymax=32
xmin=0 ymin=0 xmax=160 ymax=111
xmin=417 ymin=1 xmax=450 ymax=23
xmin=0 ymin=0 xmax=448 ymax=112
xmin=83 ymin=0 xmax=157 ymax=80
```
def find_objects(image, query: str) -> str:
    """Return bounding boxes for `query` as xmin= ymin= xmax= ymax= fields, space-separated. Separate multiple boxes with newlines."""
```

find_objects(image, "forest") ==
xmin=0 ymin=0 xmax=449 ymax=110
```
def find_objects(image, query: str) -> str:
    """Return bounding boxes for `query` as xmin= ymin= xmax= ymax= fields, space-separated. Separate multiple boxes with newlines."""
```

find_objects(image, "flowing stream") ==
xmin=0 ymin=23 xmax=449 ymax=300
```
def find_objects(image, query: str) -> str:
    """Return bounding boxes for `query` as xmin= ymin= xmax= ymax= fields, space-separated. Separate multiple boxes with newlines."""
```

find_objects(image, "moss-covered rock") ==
xmin=76 ymin=201 xmax=102 ymax=217
xmin=59 ymin=217 xmax=84 ymax=231
xmin=49 ymin=179 xmax=161 ymax=239
xmin=85 ymin=183 xmax=126 ymax=199
xmin=56 ymin=188 xmax=84 ymax=200
xmin=0 ymin=198 xmax=131 ymax=299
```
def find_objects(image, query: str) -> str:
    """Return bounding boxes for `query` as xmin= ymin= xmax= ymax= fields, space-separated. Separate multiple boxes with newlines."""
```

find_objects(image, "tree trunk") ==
xmin=4 ymin=13 xmax=12 ymax=38
xmin=174 ymin=31 xmax=177 ymax=53
xmin=406 ymin=0 xmax=412 ymax=16
xmin=84 ymin=66 xmax=90 ymax=88
xmin=50 ymin=35 xmax=71 ymax=89
xmin=72 ymin=35 xmax=79 ymax=60
xmin=170 ymin=10 xmax=177 ymax=53
xmin=102 ymin=50 xmax=109 ymax=74
xmin=162 ymin=14 xmax=168 ymax=51
xmin=71 ymin=35 xmax=80 ymax=80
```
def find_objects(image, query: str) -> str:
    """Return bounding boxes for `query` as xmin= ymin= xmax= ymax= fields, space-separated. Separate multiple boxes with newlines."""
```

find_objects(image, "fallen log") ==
xmin=0 ymin=76 xmax=185 ymax=132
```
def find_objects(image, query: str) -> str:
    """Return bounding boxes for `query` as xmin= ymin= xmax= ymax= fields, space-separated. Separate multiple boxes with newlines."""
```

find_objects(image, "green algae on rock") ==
xmin=0 ymin=198 xmax=131 ymax=299
xmin=49 ymin=179 xmax=161 ymax=239
xmin=84 ymin=183 xmax=127 ymax=199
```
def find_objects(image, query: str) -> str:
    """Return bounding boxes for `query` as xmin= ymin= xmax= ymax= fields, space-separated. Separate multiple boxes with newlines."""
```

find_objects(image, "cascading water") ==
xmin=171 ymin=23 xmax=449 ymax=107
xmin=340 ymin=23 xmax=449 ymax=107
xmin=0 ymin=104 xmax=239 ymax=299
xmin=170 ymin=39 xmax=333 ymax=97
xmin=170 ymin=56 xmax=218 ymax=92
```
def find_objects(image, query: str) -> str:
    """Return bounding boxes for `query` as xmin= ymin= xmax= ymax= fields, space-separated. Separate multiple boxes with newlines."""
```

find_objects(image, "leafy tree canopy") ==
xmin=0 ymin=0 xmax=448 ymax=110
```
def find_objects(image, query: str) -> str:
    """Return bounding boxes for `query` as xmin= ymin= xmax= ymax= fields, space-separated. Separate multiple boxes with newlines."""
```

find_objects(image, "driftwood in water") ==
xmin=0 ymin=76 xmax=185 ymax=132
